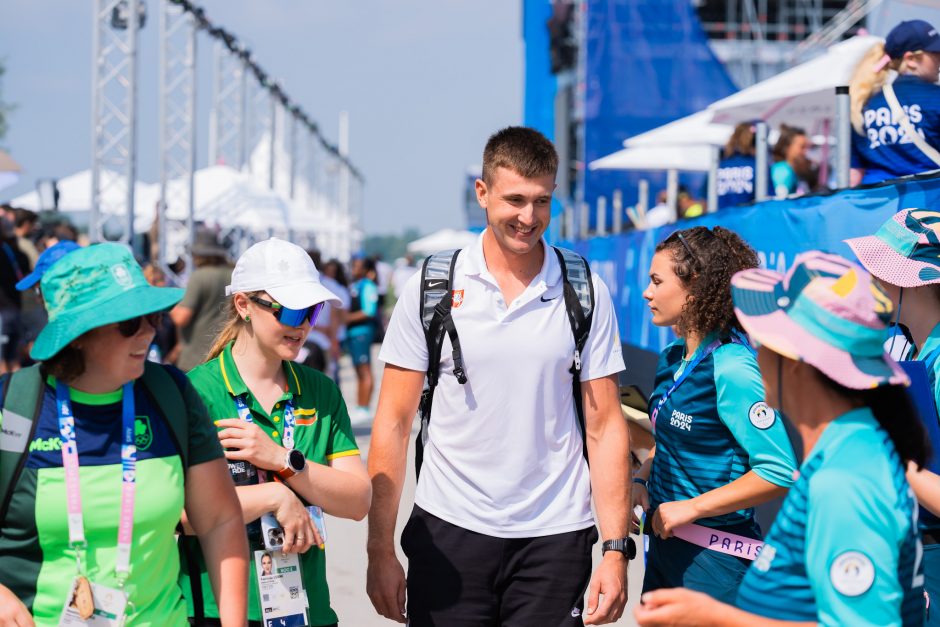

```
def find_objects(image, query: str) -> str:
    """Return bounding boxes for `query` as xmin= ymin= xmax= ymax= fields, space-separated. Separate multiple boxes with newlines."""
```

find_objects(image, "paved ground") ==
xmin=327 ymin=348 xmax=644 ymax=626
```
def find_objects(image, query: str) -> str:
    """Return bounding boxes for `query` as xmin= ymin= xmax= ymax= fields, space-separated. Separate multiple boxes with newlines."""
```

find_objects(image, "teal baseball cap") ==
xmin=31 ymin=243 xmax=184 ymax=361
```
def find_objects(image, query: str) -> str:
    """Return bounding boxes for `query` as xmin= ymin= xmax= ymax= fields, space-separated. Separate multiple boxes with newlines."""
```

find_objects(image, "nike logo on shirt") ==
xmin=540 ymin=295 xmax=557 ymax=302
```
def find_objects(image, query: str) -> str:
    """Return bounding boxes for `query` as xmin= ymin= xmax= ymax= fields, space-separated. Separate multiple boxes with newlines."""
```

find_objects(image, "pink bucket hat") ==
xmin=845 ymin=209 xmax=940 ymax=288
xmin=731 ymin=251 xmax=909 ymax=390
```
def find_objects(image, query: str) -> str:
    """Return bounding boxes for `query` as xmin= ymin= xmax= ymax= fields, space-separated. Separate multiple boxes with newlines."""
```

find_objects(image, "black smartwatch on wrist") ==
xmin=602 ymin=537 xmax=637 ymax=560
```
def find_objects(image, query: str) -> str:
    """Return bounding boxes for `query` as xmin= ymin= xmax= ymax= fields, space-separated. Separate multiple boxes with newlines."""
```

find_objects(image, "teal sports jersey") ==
xmin=347 ymin=278 xmax=378 ymax=338
xmin=771 ymin=161 xmax=798 ymax=197
xmin=0 ymin=370 xmax=222 ymax=626
xmin=736 ymin=408 xmax=923 ymax=626
xmin=648 ymin=335 xmax=796 ymax=527
xmin=916 ymin=321 xmax=940 ymax=533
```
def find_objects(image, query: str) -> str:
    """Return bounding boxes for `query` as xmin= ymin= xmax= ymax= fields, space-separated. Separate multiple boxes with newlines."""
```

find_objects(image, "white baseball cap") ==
xmin=226 ymin=238 xmax=342 ymax=309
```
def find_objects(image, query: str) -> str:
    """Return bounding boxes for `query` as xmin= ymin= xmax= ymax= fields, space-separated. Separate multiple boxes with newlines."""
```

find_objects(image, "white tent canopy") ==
xmin=407 ymin=228 xmax=478 ymax=255
xmin=11 ymin=169 xmax=161 ymax=233
xmin=625 ymin=110 xmax=732 ymax=149
xmin=589 ymin=143 xmax=714 ymax=172
xmin=708 ymin=35 xmax=882 ymax=134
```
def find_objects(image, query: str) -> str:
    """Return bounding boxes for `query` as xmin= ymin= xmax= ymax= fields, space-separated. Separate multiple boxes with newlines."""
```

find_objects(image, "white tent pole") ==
xmin=666 ymin=170 xmax=679 ymax=220
xmin=835 ymin=85 xmax=851 ymax=189
xmin=707 ymin=145 xmax=720 ymax=213
xmin=612 ymin=189 xmax=623 ymax=234
xmin=755 ymin=121 xmax=769 ymax=201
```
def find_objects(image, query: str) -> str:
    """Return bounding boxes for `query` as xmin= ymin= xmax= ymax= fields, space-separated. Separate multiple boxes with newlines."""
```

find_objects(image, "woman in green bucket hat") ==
xmin=0 ymin=243 xmax=248 ymax=626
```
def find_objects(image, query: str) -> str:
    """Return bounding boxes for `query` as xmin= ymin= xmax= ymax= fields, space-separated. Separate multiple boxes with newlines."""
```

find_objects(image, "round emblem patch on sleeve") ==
xmin=748 ymin=401 xmax=775 ymax=429
xmin=830 ymin=551 xmax=875 ymax=597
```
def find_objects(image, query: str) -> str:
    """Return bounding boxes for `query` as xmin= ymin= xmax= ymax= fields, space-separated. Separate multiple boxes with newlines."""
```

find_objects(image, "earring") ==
xmin=244 ymin=314 xmax=251 ymax=322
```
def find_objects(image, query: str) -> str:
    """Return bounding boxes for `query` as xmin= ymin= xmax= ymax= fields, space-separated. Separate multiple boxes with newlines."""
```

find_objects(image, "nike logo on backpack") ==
xmin=426 ymin=280 xmax=447 ymax=290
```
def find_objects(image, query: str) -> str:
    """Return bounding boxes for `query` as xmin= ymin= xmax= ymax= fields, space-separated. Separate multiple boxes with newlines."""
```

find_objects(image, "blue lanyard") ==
xmin=56 ymin=381 xmax=137 ymax=583
xmin=233 ymin=394 xmax=296 ymax=449
xmin=650 ymin=333 xmax=751 ymax=430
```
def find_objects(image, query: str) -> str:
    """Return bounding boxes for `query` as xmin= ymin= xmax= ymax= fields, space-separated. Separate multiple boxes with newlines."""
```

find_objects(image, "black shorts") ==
xmin=401 ymin=505 xmax=598 ymax=627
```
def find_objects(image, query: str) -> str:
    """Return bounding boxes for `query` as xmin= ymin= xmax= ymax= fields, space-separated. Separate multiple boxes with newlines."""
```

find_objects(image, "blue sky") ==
xmin=0 ymin=1 xmax=522 ymax=235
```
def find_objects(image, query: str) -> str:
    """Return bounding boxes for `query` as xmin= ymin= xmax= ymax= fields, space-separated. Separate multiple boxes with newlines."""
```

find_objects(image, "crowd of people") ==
xmin=2 ymin=18 xmax=940 ymax=627
xmin=641 ymin=19 xmax=940 ymax=228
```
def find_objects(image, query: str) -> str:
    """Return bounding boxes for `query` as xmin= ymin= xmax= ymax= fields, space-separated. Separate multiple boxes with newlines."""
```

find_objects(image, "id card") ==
xmin=254 ymin=550 xmax=308 ymax=626
xmin=59 ymin=577 xmax=128 ymax=626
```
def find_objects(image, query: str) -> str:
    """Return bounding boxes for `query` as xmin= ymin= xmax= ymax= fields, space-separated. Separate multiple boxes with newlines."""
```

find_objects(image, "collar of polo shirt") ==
xmin=462 ymin=232 xmax=562 ymax=290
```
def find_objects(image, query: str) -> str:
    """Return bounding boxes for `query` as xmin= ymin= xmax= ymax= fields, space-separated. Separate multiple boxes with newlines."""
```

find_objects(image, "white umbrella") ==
xmin=708 ymin=35 xmax=882 ymax=134
xmin=589 ymin=144 xmax=714 ymax=172
xmin=407 ymin=228 xmax=478 ymax=255
xmin=625 ymin=111 xmax=732 ymax=148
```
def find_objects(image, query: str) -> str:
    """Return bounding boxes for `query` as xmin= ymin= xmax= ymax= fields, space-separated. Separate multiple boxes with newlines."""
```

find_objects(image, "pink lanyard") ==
xmin=56 ymin=381 xmax=137 ymax=585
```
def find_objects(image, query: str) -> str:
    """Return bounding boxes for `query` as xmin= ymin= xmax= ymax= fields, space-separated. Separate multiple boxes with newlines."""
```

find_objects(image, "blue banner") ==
xmin=583 ymin=0 xmax=737 ymax=224
xmin=562 ymin=172 xmax=940 ymax=353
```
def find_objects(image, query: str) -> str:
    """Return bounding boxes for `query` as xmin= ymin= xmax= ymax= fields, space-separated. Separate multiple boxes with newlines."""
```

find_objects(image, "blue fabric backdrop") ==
xmin=560 ymin=172 xmax=940 ymax=353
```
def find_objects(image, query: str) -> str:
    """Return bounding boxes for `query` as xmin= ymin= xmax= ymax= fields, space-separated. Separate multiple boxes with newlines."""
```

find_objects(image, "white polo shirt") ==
xmin=379 ymin=233 xmax=625 ymax=538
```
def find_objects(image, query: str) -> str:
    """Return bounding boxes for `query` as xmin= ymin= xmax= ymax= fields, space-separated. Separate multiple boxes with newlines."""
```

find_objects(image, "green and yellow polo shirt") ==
xmin=179 ymin=342 xmax=360 ymax=626
xmin=0 ymin=368 xmax=223 ymax=627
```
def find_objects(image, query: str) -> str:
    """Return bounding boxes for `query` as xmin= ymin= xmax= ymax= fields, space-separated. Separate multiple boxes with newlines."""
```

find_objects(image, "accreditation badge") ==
xmin=59 ymin=577 xmax=128 ymax=626
xmin=254 ymin=549 xmax=309 ymax=627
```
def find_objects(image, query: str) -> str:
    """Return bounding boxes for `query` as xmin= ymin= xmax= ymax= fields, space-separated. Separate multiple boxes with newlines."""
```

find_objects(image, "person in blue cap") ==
xmin=14 ymin=240 xmax=81 ymax=367
xmin=15 ymin=240 xmax=81 ymax=301
xmin=850 ymin=19 xmax=940 ymax=185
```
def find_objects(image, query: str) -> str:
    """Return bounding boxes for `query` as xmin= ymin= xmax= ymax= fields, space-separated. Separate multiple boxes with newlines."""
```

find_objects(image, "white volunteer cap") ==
xmin=226 ymin=237 xmax=342 ymax=309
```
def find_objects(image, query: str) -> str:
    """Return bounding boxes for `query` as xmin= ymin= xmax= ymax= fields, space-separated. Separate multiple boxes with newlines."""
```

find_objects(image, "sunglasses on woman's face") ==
xmin=250 ymin=296 xmax=324 ymax=328
xmin=117 ymin=313 xmax=163 ymax=337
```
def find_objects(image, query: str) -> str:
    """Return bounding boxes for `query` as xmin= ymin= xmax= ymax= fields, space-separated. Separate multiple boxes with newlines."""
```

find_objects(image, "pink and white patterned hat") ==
xmin=846 ymin=209 xmax=940 ymax=288
xmin=732 ymin=251 xmax=909 ymax=390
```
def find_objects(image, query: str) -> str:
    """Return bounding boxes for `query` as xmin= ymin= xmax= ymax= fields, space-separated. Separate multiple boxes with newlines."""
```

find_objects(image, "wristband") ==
xmin=632 ymin=477 xmax=648 ymax=488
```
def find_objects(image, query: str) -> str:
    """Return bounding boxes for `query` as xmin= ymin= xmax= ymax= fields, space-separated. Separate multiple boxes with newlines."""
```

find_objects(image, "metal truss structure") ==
xmin=696 ymin=0 xmax=867 ymax=87
xmin=208 ymin=40 xmax=248 ymax=170
xmin=158 ymin=0 xmax=198 ymax=270
xmin=90 ymin=0 xmax=142 ymax=246
xmin=91 ymin=0 xmax=366 ymax=261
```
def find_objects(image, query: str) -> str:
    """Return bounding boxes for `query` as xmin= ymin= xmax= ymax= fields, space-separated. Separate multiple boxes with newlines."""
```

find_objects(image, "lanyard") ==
xmin=57 ymin=381 xmax=136 ymax=584
xmin=650 ymin=333 xmax=750 ymax=430
xmin=233 ymin=394 xmax=296 ymax=449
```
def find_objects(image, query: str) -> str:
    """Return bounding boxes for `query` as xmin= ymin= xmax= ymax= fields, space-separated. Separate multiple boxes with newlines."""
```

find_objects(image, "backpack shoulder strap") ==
xmin=0 ymin=364 xmax=45 ymax=525
xmin=552 ymin=246 xmax=595 ymax=463
xmin=141 ymin=361 xmax=189 ymax=471
xmin=420 ymin=249 xmax=464 ymax=386
xmin=415 ymin=249 xmax=462 ymax=478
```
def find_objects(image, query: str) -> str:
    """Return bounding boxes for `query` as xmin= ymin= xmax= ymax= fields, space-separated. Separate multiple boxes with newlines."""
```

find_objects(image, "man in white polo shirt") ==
xmin=366 ymin=127 xmax=631 ymax=626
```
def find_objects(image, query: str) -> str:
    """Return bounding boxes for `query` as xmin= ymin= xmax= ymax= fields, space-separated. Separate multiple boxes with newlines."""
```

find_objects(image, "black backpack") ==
xmin=415 ymin=246 xmax=595 ymax=477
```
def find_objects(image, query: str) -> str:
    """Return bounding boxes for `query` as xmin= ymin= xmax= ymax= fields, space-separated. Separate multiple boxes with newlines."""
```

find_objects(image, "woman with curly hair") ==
xmin=635 ymin=226 xmax=797 ymax=602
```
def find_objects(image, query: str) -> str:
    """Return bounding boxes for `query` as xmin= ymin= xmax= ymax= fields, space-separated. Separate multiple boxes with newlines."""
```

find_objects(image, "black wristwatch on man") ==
xmin=602 ymin=537 xmax=637 ymax=560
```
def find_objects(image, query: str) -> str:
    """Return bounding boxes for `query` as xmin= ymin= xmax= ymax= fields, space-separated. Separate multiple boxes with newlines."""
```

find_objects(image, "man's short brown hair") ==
xmin=481 ymin=127 xmax=558 ymax=185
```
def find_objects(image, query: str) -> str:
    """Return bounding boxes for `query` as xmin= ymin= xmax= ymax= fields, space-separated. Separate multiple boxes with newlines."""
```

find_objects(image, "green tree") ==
xmin=363 ymin=228 xmax=422 ymax=261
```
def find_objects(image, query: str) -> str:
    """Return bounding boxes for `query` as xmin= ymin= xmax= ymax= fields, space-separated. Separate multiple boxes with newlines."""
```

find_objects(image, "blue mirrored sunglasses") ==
xmin=250 ymin=296 xmax=324 ymax=327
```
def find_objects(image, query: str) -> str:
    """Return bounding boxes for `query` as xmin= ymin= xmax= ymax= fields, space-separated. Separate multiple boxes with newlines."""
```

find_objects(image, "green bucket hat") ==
xmin=31 ymin=243 xmax=184 ymax=361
